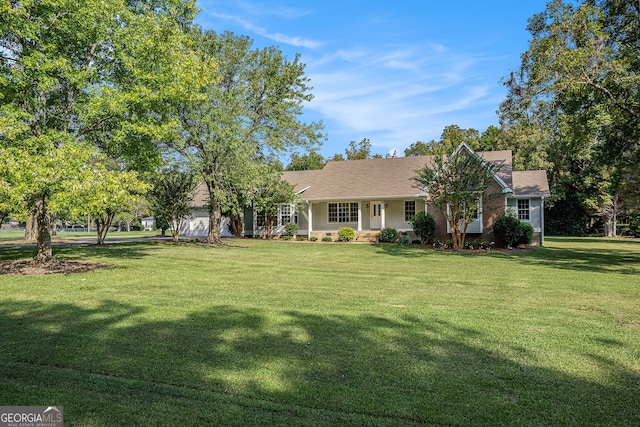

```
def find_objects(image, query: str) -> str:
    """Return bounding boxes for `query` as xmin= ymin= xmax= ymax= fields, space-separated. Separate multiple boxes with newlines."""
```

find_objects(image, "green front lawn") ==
xmin=0 ymin=229 xmax=159 ymax=243
xmin=1 ymin=237 xmax=639 ymax=426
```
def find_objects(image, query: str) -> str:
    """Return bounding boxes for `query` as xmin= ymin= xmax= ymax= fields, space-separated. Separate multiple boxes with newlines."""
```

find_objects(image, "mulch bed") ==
xmin=0 ymin=259 xmax=110 ymax=276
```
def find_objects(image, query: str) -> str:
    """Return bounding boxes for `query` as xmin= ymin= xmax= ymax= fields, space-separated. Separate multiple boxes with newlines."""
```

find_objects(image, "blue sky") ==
xmin=194 ymin=1 xmax=550 ymax=159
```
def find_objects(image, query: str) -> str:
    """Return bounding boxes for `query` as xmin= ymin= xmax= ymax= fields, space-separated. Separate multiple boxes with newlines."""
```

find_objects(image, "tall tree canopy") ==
xmin=172 ymin=29 xmax=323 ymax=245
xmin=0 ymin=0 xmax=206 ymax=260
xmin=501 ymin=0 xmax=639 ymax=236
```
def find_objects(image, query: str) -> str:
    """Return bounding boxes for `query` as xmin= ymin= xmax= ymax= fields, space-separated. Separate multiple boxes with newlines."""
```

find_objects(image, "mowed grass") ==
xmin=0 ymin=229 xmax=159 ymax=243
xmin=0 ymin=237 xmax=639 ymax=426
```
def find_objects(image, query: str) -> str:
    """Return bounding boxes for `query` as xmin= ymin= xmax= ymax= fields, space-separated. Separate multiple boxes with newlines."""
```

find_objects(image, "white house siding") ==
xmin=179 ymin=210 xmax=233 ymax=238
xmin=507 ymin=197 xmax=543 ymax=232
xmin=306 ymin=199 xmax=424 ymax=233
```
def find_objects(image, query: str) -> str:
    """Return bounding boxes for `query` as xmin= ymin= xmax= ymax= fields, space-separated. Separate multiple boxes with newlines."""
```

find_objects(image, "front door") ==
xmin=370 ymin=201 xmax=382 ymax=229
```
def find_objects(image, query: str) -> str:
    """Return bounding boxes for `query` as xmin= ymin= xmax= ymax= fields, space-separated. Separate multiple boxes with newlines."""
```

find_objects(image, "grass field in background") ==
xmin=1 ymin=237 xmax=639 ymax=426
xmin=0 ymin=229 xmax=159 ymax=243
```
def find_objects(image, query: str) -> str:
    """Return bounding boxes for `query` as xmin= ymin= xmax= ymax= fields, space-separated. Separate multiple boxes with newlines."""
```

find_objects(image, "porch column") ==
xmin=381 ymin=202 xmax=386 ymax=229
xmin=541 ymin=198 xmax=545 ymax=246
xmin=357 ymin=202 xmax=362 ymax=231
xmin=307 ymin=202 xmax=313 ymax=238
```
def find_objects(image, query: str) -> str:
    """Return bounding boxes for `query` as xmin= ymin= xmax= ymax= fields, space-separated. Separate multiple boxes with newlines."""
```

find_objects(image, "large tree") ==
xmin=415 ymin=146 xmax=503 ymax=250
xmin=502 ymin=0 xmax=640 ymax=235
xmin=0 ymin=0 xmax=205 ymax=261
xmin=172 ymin=29 xmax=323 ymax=245
xmin=285 ymin=151 xmax=325 ymax=171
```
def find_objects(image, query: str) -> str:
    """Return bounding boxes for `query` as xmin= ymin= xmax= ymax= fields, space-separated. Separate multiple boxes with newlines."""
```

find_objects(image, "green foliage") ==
xmin=399 ymin=235 xmax=412 ymax=246
xmin=171 ymin=29 xmax=324 ymax=244
xmin=500 ymin=0 xmax=640 ymax=238
xmin=410 ymin=211 xmax=436 ymax=244
xmin=344 ymin=138 xmax=372 ymax=160
xmin=337 ymin=227 xmax=356 ymax=242
xmin=286 ymin=151 xmax=325 ymax=171
xmin=519 ymin=222 xmax=535 ymax=245
xmin=479 ymin=240 xmax=495 ymax=250
xmin=321 ymin=236 xmax=332 ymax=242
xmin=75 ymin=159 xmax=149 ymax=245
xmin=310 ymin=236 xmax=318 ymax=241
xmin=415 ymin=145 xmax=502 ymax=250
xmin=252 ymin=169 xmax=297 ymax=240
xmin=284 ymin=222 xmax=299 ymax=236
xmin=493 ymin=211 xmax=522 ymax=248
xmin=379 ymin=227 xmax=398 ymax=243
xmin=629 ymin=211 xmax=640 ymax=238
xmin=0 ymin=0 xmax=204 ymax=260
xmin=281 ymin=235 xmax=292 ymax=241
xmin=494 ymin=211 xmax=534 ymax=248
xmin=296 ymin=236 xmax=305 ymax=241
xmin=149 ymin=167 xmax=194 ymax=242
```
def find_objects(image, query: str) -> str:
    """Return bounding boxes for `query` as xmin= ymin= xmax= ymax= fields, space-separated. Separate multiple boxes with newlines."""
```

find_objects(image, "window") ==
xmin=328 ymin=202 xmax=358 ymax=223
xmin=404 ymin=200 xmax=416 ymax=222
xmin=256 ymin=204 xmax=297 ymax=228
xmin=518 ymin=199 xmax=530 ymax=221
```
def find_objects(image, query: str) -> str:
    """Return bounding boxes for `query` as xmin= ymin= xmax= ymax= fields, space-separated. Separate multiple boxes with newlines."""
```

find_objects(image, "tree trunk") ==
xmin=450 ymin=220 xmax=462 ymax=250
xmin=95 ymin=212 xmax=115 ymax=245
xmin=207 ymin=198 xmax=223 ymax=245
xmin=24 ymin=207 xmax=38 ymax=242
xmin=231 ymin=214 xmax=243 ymax=237
xmin=33 ymin=194 xmax=53 ymax=263
xmin=265 ymin=217 xmax=274 ymax=239
xmin=51 ymin=214 xmax=58 ymax=236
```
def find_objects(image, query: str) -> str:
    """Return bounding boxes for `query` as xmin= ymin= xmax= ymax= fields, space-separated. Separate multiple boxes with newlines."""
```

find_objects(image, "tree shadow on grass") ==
xmin=0 ymin=300 xmax=638 ymax=426
xmin=494 ymin=244 xmax=640 ymax=275
xmin=0 ymin=241 xmax=161 ymax=264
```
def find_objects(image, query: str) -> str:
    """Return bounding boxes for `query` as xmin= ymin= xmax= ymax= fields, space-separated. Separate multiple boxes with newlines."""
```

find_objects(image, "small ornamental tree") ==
xmin=252 ymin=169 xmax=296 ymax=240
xmin=75 ymin=160 xmax=149 ymax=245
xmin=415 ymin=144 xmax=502 ymax=251
xmin=149 ymin=167 xmax=195 ymax=242
xmin=410 ymin=211 xmax=436 ymax=244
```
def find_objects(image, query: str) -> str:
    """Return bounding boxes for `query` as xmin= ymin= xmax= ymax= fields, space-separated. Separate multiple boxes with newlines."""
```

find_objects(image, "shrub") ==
xmin=494 ymin=211 xmax=534 ymax=247
xmin=296 ymin=236 xmax=305 ymax=241
xmin=493 ymin=211 xmax=522 ymax=248
xmin=337 ymin=227 xmax=356 ymax=242
xmin=284 ymin=222 xmax=298 ymax=236
xmin=281 ymin=235 xmax=291 ymax=240
xmin=321 ymin=236 xmax=332 ymax=242
xmin=630 ymin=210 xmax=640 ymax=237
xmin=410 ymin=211 xmax=436 ymax=244
xmin=310 ymin=236 xmax=318 ymax=242
xmin=464 ymin=241 xmax=474 ymax=250
xmin=479 ymin=240 xmax=494 ymax=250
xmin=519 ymin=222 xmax=534 ymax=245
xmin=379 ymin=227 xmax=398 ymax=243
xmin=399 ymin=235 xmax=412 ymax=246
xmin=433 ymin=239 xmax=443 ymax=249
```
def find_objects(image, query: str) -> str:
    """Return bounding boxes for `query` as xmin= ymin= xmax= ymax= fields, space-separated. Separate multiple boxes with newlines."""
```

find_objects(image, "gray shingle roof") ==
xmin=190 ymin=149 xmax=548 ymax=207
xmin=512 ymin=170 xmax=551 ymax=197
xmin=281 ymin=149 xmax=534 ymax=201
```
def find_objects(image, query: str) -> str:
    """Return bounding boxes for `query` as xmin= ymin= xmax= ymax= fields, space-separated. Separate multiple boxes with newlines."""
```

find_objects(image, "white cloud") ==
xmin=209 ymin=12 xmax=323 ymax=49
xmin=302 ymin=44 xmax=499 ymax=153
